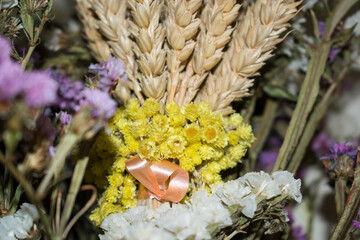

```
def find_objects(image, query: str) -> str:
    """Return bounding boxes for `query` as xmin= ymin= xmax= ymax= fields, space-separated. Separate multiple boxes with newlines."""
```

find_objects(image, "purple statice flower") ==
xmin=89 ymin=57 xmax=127 ymax=91
xmin=0 ymin=60 xmax=23 ymax=100
xmin=56 ymin=111 xmax=72 ymax=125
xmin=256 ymin=150 xmax=278 ymax=171
xmin=318 ymin=21 xmax=325 ymax=37
xmin=0 ymin=35 xmax=58 ymax=107
xmin=329 ymin=48 xmax=340 ymax=62
xmin=23 ymin=71 xmax=59 ymax=107
xmin=0 ymin=35 xmax=12 ymax=63
xmin=78 ymin=89 xmax=116 ymax=120
xmin=51 ymin=72 xmax=84 ymax=110
xmin=320 ymin=142 xmax=358 ymax=161
xmin=353 ymin=212 xmax=360 ymax=229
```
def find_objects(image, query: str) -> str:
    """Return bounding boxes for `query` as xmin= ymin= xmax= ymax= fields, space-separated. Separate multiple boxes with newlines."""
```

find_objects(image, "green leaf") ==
xmin=310 ymin=9 xmax=320 ymax=41
xmin=262 ymin=85 xmax=298 ymax=102
xmin=20 ymin=0 xmax=34 ymax=40
xmin=8 ymin=185 xmax=24 ymax=215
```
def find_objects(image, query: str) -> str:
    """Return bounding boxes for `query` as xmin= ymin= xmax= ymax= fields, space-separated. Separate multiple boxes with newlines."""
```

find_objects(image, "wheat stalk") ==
xmin=179 ymin=0 xmax=241 ymax=106
xmin=196 ymin=0 xmax=302 ymax=115
xmin=128 ymin=0 xmax=168 ymax=101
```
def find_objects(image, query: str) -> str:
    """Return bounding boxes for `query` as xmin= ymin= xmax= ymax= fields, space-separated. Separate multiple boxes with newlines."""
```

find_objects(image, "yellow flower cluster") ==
xmin=86 ymin=98 xmax=255 ymax=225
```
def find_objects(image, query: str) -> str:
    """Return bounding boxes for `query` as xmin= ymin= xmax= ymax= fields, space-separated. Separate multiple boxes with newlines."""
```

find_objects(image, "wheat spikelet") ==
xmin=180 ymin=0 xmax=241 ymax=106
xmin=128 ymin=0 xmax=167 ymax=101
xmin=76 ymin=0 xmax=111 ymax=62
xmin=165 ymin=0 xmax=202 ymax=103
xmin=197 ymin=0 xmax=302 ymax=114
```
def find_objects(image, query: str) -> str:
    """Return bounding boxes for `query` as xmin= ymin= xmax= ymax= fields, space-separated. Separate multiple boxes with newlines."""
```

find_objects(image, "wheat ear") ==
xmin=76 ymin=0 xmax=111 ymax=62
xmin=197 ymin=0 xmax=302 ymax=115
xmin=180 ymin=0 xmax=241 ymax=106
xmin=128 ymin=0 xmax=167 ymax=101
xmin=165 ymin=0 xmax=202 ymax=103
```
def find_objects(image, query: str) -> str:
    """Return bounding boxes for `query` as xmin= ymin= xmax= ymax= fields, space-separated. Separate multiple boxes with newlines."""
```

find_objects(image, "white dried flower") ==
xmin=1 ymin=0 xmax=18 ymax=9
xmin=0 ymin=203 xmax=39 ymax=240
xmin=191 ymin=191 xmax=232 ymax=227
xmin=127 ymin=222 xmax=175 ymax=240
xmin=239 ymin=171 xmax=282 ymax=199
xmin=272 ymin=171 xmax=302 ymax=203
xmin=212 ymin=180 xmax=257 ymax=218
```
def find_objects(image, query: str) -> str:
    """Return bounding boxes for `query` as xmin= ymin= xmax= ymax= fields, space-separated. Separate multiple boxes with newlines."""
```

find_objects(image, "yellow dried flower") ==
xmin=125 ymin=98 xmax=146 ymax=120
xmin=130 ymin=118 xmax=148 ymax=138
xmin=111 ymin=157 xmax=127 ymax=173
xmin=169 ymin=113 xmax=186 ymax=127
xmin=236 ymin=123 xmax=255 ymax=146
xmin=184 ymin=102 xmax=199 ymax=122
xmin=143 ymin=98 xmax=160 ymax=117
xmin=108 ymin=172 xmax=124 ymax=187
xmin=202 ymin=125 xmax=219 ymax=144
xmin=199 ymin=144 xmax=223 ymax=160
xmin=104 ymin=185 xmax=120 ymax=203
xmin=183 ymin=124 xmax=201 ymax=143
xmin=166 ymin=135 xmax=187 ymax=156
xmin=229 ymin=113 xmax=243 ymax=127
xmin=166 ymin=101 xmax=181 ymax=116
xmin=138 ymin=139 xmax=159 ymax=160
xmin=228 ymin=130 xmax=239 ymax=145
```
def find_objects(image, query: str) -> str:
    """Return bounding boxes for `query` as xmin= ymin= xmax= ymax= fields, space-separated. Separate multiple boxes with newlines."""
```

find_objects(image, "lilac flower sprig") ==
xmin=88 ymin=57 xmax=127 ymax=91
xmin=353 ymin=211 xmax=360 ymax=229
xmin=320 ymin=142 xmax=358 ymax=162
xmin=0 ymin=35 xmax=58 ymax=108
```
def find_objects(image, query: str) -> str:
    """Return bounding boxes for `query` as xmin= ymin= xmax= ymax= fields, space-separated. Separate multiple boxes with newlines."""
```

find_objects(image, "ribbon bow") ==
xmin=125 ymin=155 xmax=189 ymax=203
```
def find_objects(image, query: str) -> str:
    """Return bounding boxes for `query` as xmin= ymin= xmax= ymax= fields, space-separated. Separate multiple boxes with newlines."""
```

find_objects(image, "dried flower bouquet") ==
xmin=75 ymin=0 xmax=303 ymax=238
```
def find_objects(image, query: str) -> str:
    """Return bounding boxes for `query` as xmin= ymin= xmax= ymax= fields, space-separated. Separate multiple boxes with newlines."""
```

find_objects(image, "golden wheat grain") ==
xmin=180 ymin=0 xmax=241 ymax=106
xmin=197 ymin=0 xmax=301 ymax=114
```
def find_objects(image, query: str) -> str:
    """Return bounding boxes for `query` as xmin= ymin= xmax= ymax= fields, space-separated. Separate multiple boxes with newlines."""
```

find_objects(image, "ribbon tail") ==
xmin=125 ymin=155 xmax=164 ymax=198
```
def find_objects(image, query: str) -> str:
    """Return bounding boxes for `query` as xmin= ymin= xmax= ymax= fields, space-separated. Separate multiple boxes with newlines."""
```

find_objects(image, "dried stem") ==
xmin=330 ymin=150 xmax=360 ymax=240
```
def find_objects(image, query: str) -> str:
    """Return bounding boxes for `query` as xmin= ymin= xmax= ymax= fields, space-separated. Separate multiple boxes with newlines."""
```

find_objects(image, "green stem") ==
xmin=21 ymin=0 xmax=53 ymax=69
xmin=330 ymin=150 xmax=360 ymax=240
xmin=273 ymin=43 xmax=331 ymax=172
xmin=0 ymin=151 xmax=53 ymax=239
xmin=287 ymin=64 xmax=349 ymax=173
xmin=249 ymin=99 xmax=278 ymax=170
xmin=59 ymin=156 xmax=89 ymax=234
xmin=36 ymin=134 xmax=80 ymax=198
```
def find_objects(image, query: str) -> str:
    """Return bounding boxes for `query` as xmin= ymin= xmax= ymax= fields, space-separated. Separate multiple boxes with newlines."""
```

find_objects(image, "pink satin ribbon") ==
xmin=125 ymin=155 xmax=189 ymax=203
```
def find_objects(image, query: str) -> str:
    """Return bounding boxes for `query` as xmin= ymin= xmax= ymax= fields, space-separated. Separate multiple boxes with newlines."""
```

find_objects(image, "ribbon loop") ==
xmin=125 ymin=155 xmax=189 ymax=203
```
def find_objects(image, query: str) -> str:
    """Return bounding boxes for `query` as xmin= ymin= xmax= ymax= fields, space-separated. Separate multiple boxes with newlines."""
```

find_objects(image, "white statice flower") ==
xmin=122 ymin=205 xmax=158 ymax=223
xmin=155 ymin=204 xmax=210 ymax=240
xmin=239 ymin=171 xmax=282 ymax=199
xmin=190 ymin=191 xmax=232 ymax=227
xmin=272 ymin=171 xmax=302 ymax=203
xmin=212 ymin=180 xmax=257 ymax=218
xmin=99 ymin=213 xmax=130 ymax=240
xmin=1 ymin=0 xmax=18 ymax=8
xmin=345 ymin=11 xmax=360 ymax=36
xmin=127 ymin=222 xmax=175 ymax=240
xmin=0 ymin=203 xmax=39 ymax=240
